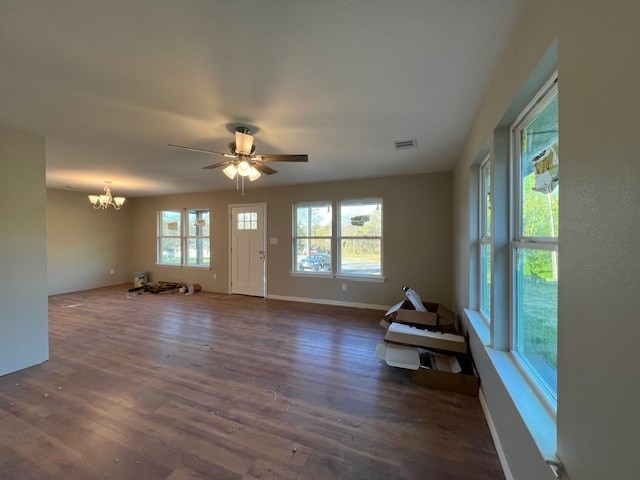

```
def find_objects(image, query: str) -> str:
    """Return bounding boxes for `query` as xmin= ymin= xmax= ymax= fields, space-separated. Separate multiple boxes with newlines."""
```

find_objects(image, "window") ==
xmin=186 ymin=209 xmax=211 ymax=266
xmin=479 ymin=155 xmax=492 ymax=321
xmin=292 ymin=199 xmax=384 ymax=279
xmin=293 ymin=203 xmax=332 ymax=273
xmin=158 ymin=209 xmax=211 ymax=268
xmin=237 ymin=212 xmax=257 ymax=230
xmin=158 ymin=210 xmax=182 ymax=265
xmin=338 ymin=199 xmax=382 ymax=277
xmin=511 ymin=75 xmax=558 ymax=399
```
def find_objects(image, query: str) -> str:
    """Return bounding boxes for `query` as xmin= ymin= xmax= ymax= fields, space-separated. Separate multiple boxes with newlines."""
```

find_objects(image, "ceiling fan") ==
xmin=168 ymin=126 xmax=308 ymax=192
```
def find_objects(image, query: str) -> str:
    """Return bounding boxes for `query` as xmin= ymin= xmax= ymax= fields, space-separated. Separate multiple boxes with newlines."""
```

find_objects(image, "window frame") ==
xmin=157 ymin=209 xmax=183 ymax=266
xmin=337 ymin=198 xmax=383 ymax=279
xmin=292 ymin=202 xmax=333 ymax=275
xmin=479 ymin=154 xmax=492 ymax=323
xmin=157 ymin=208 xmax=211 ymax=269
xmin=185 ymin=208 xmax=211 ymax=268
xmin=509 ymin=73 xmax=559 ymax=404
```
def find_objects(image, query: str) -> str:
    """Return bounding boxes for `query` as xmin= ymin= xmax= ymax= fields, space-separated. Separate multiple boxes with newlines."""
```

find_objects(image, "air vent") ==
xmin=393 ymin=138 xmax=417 ymax=150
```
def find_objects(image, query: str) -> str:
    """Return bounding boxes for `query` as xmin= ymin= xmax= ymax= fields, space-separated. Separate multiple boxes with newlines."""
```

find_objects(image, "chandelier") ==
xmin=88 ymin=182 xmax=126 ymax=210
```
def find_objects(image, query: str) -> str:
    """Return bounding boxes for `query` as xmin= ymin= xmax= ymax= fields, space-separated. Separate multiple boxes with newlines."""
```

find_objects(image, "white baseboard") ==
xmin=479 ymin=388 xmax=514 ymax=480
xmin=266 ymin=294 xmax=388 ymax=311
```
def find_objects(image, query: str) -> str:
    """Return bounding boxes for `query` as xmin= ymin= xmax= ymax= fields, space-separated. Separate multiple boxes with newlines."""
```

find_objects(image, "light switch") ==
xmin=270 ymin=238 xmax=278 ymax=245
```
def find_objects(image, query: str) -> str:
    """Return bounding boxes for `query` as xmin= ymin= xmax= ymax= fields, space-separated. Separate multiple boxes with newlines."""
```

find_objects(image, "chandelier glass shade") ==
xmin=88 ymin=183 xmax=126 ymax=210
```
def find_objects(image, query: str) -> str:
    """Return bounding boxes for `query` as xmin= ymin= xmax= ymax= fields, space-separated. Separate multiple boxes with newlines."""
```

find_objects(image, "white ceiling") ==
xmin=0 ymin=1 xmax=524 ymax=197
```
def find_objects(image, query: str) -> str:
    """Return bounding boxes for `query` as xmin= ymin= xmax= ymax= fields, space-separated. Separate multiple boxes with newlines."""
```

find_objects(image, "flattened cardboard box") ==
xmin=384 ymin=322 xmax=467 ymax=354
xmin=383 ymin=300 xmax=457 ymax=332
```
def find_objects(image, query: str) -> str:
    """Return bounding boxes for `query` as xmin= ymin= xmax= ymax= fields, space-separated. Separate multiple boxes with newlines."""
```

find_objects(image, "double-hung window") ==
xmin=157 ymin=208 xmax=211 ymax=268
xmin=158 ymin=210 xmax=182 ymax=265
xmin=338 ymin=199 xmax=382 ymax=277
xmin=293 ymin=203 xmax=332 ymax=273
xmin=186 ymin=209 xmax=210 ymax=266
xmin=511 ymin=75 xmax=559 ymax=399
xmin=479 ymin=155 xmax=492 ymax=321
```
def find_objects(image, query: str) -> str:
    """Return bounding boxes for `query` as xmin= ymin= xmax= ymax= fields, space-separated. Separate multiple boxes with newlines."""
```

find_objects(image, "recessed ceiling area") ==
xmin=0 ymin=1 xmax=524 ymax=197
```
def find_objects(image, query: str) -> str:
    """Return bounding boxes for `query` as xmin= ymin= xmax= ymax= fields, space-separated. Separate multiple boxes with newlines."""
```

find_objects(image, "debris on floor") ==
xmin=128 ymin=282 xmax=202 ymax=295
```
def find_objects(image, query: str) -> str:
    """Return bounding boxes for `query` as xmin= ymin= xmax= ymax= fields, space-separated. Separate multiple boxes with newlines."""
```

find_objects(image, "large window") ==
xmin=293 ymin=203 xmax=332 ymax=273
xmin=292 ymin=199 xmax=384 ymax=279
xmin=158 ymin=209 xmax=210 ymax=268
xmin=338 ymin=199 xmax=382 ymax=277
xmin=479 ymin=155 xmax=492 ymax=321
xmin=511 ymin=75 xmax=558 ymax=399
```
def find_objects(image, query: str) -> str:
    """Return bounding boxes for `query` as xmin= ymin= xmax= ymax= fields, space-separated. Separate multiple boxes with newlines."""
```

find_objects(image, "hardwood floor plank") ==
xmin=0 ymin=286 xmax=504 ymax=479
xmin=242 ymin=458 xmax=302 ymax=480
xmin=0 ymin=413 xmax=81 ymax=476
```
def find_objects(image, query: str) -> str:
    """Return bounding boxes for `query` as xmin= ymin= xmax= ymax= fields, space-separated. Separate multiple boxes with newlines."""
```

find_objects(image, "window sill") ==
xmin=464 ymin=309 xmax=558 ymax=467
xmin=290 ymin=272 xmax=334 ymax=279
xmin=289 ymin=272 xmax=386 ymax=283
xmin=465 ymin=309 xmax=491 ymax=346
xmin=336 ymin=274 xmax=385 ymax=283
xmin=155 ymin=264 xmax=211 ymax=270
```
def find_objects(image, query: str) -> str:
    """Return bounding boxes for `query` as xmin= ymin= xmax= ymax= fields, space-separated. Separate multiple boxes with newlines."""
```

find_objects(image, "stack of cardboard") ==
xmin=376 ymin=287 xmax=479 ymax=395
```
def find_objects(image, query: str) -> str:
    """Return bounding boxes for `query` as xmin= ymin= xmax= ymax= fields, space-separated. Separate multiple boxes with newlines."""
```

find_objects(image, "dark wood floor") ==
xmin=0 ymin=286 xmax=503 ymax=479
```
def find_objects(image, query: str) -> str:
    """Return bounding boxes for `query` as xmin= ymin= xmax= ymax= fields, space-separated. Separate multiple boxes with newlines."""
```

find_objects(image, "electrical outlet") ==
xmin=110 ymin=269 xmax=115 ymax=275
xmin=342 ymin=283 xmax=347 ymax=291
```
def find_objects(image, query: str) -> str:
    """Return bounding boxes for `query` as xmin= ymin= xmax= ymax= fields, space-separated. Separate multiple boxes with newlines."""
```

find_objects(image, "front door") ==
xmin=230 ymin=204 xmax=266 ymax=297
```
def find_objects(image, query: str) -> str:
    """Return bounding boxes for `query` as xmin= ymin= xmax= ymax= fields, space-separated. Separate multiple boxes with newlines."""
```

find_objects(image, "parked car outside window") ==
xmin=299 ymin=253 xmax=331 ymax=271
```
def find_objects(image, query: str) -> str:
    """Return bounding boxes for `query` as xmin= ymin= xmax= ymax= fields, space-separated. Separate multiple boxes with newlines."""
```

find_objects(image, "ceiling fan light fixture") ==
xmin=237 ymin=159 xmax=252 ymax=177
xmin=223 ymin=164 xmax=238 ymax=179
xmin=169 ymin=125 xmax=308 ymax=194
xmin=248 ymin=166 xmax=261 ymax=181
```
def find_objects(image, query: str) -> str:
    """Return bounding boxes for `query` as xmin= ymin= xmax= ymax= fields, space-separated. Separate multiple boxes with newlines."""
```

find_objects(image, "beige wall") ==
xmin=453 ymin=1 xmax=640 ymax=479
xmin=556 ymin=2 xmax=640 ymax=479
xmin=130 ymin=172 xmax=453 ymax=308
xmin=46 ymin=189 xmax=133 ymax=295
xmin=0 ymin=126 xmax=49 ymax=376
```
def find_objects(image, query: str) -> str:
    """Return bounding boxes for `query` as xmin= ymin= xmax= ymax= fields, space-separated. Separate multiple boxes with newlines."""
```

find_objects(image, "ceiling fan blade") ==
xmin=255 ymin=154 xmax=308 ymax=162
xmin=252 ymin=162 xmax=278 ymax=175
xmin=235 ymin=131 xmax=254 ymax=156
xmin=167 ymin=144 xmax=234 ymax=157
xmin=202 ymin=160 xmax=232 ymax=170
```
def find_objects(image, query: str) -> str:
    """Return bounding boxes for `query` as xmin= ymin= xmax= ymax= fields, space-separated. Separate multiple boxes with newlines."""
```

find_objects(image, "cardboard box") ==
xmin=411 ymin=351 xmax=479 ymax=396
xmin=384 ymin=322 xmax=467 ymax=354
xmin=376 ymin=341 xmax=479 ymax=395
xmin=383 ymin=300 xmax=457 ymax=332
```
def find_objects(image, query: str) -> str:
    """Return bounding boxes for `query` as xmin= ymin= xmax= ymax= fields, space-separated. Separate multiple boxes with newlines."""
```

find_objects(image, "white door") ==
xmin=230 ymin=204 xmax=266 ymax=297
